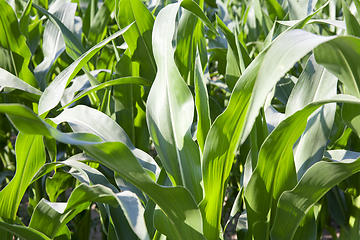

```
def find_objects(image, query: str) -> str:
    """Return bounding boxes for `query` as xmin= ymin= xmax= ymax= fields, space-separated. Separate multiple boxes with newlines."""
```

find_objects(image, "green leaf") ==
xmin=88 ymin=0 xmax=115 ymax=46
xmin=34 ymin=3 xmax=77 ymax=90
xmin=46 ymin=170 xmax=74 ymax=202
xmin=180 ymin=0 xmax=218 ymax=36
xmin=194 ymin=50 xmax=211 ymax=152
xmin=245 ymin=95 xmax=360 ymax=240
xmin=201 ymin=30 xmax=336 ymax=240
xmin=0 ymin=68 xmax=42 ymax=101
xmin=286 ymin=55 xmax=337 ymax=179
xmin=29 ymin=184 xmax=150 ymax=240
xmin=116 ymin=0 xmax=156 ymax=81
xmin=314 ymin=37 xmax=360 ymax=137
xmin=216 ymin=15 xmax=251 ymax=91
xmin=270 ymin=149 xmax=360 ymax=240
xmin=0 ymin=104 xmax=204 ymax=239
xmin=38 ymin=24 xmax=132 ymax=116
xmin=60 ymin=76 xmax=151 ymax=110
xmin=174 ymin=0 xmax=217 ymax=85
xmin=80 ymin=142 xmax=205 ymax=239
xmin=265 ymin=0 xmax=286 ymax=20
xmin=174 ymin=0 xmax=204 ymax=86
xmin=50 ymin=105 xmax=160 ymax=178
xmin=0 ymin=218 xmax=50 ymax=240
xmin=0 ymin=104 xmax=103 ymax=144
xmin=0 ymin=134 xmax=45 ymax=240
xmin=19 ymin=0 xmax=33 ymax=39
xmin=343 ymin=0 xmax=360 ymax=38
xmin=0 ymin=0 xmax=37 ymax=87
xmin=146 ymin=2 xmax=203 ymax=204
xmin=33 ymin=3 xmax=85 ymax=61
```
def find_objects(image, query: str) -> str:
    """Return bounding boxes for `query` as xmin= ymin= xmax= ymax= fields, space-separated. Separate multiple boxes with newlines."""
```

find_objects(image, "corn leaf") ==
xmin=33 ymin=3 xmax=85 ymax=61
xmin=0 ymin=104 xmax=205 ymax=239
xmin=0 ymin=68 xmax=42 ymax=102
xmin=314 ymin=37 xmax=360 ymax=138
xmin=271 ymin=145 xmax=360 ymax=239
xmin=0 ymin=0 xmax=37 ymax=87
xmin=146 ymin=2 xmax=203 ymax=204
xmin=87 ymin=0 xmax=115 ymax=46
xmin=116 ymin=0 xmax=156 ymax=81
xmin=29 ymin=184 xmax=149 ymax=240
xmin=201 ymin=30 xmax=336 ymax=240
xmin=60 ymin=76 xmax=151 ymax=109
xmin=0 ymin=134 xmax=45 ymax=240
xmin=0 ymin=218 xmax=50 ymax=240
xmin=38 ymin=24 xmax=132 ymax=116
xmin=194 ymin=50 xmax=211 ymax=152
xmin=247 ymin=94 xmax=360 ymax=240
xmin=286 ymin=55 xmax=337 ymax=179
xmin=50 ymin=105 xmax=160 ymax=179
xmin=34 ymin=3 xmax=77 ymax=90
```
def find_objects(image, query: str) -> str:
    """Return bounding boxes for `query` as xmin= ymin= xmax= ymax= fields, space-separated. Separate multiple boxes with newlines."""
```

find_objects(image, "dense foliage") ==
xmin=1 ymin=0 xmax=360 ymax=239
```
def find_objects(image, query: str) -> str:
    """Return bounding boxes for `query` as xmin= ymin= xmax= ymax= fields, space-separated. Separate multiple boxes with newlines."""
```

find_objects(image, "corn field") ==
xmin=1 ymin=0 xmax=360 ymax=239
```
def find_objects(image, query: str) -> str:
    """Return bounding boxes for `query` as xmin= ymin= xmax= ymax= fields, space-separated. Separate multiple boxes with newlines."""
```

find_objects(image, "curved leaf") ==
xmin=314 ymin=36 xmax=360 ymax=138
xmin=286 ymin=55 xmax=337 ymax=179
xmin=270 ymin=150 xmax=360 ymax=239
xmin=116 ymin=0 xmax=156 ymax=81
xmin=0 ymin=1 xmax=37 ymax=87
xmin=29 ymin=185 xmax=150 ymax=240
xmin=60 ymin=76 xmax=151 ymax=110
xmin=0 ymin=134 xmax=45 ymax=239
xmin=0 ymin=68 xmax=42 ymax=101
xmin=201 ymin=29 xmax=336 ymax=239
xmin=245 ymin=95 xmax=360 ymax=240
xmin=50 ymin=105 xmax=159 ymax=178
xmin=38 ymin=24 xmax=132 ymax=116
xmin=146 ymin=2 xmax=203 ymax=203
xmin=34 ymin=3 xmax=77 ymax=90
xmin=0 ymin=218 xmax=50 ymax=240
xmin=0 ymin=104 xmax=205 ymax=239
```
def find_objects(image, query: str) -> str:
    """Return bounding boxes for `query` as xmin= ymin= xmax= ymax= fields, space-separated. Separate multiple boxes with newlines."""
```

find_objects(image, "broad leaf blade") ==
xmin=0 ymin=218 xmax=50 ymax=240
xmin=0 ymin=104 xmax=205 ymax=239
xmin=0 ymin=134 xmax=45 ymax=239
xmin=0 ymin=68 xmax=42 ymax=101
xmin=146 ymin=2 xmax=203 ymax=204
xmin=270 ymin=150 xmax=360 ymax=240
xmin=201 ymin=30 xmax=336 ymax=240
xmin=286 ymin=55 xmax=337 ymax=179
xmin=314 ymin=36 xmax=360 ymax=137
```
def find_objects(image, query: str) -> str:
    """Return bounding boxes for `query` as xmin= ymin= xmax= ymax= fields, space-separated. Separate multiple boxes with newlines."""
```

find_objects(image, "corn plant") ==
xmin=1 ymin=0 xmax=360 ymax=239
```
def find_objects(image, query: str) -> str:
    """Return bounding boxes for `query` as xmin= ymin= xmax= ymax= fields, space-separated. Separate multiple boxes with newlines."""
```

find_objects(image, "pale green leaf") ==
xmin=146 ymin=2 xmax=203 ymax=204
xmin=0 ymin=68 xmax=42 ymax=101
xmin=314 ymin=37 xmax=360 ymax=137
xmin=343 ymin=0 xmax=360 ymax=38
xmin=38 ymin=24 xmax=132 ymax=116
xmin=50 ymin=105 xmax=160 ymax=178
xmin=60 ymin=76 xmax=151 ymax=110
xmin=0 ymin=104 xmax=205 ymax=239
xmin=34 ymin=3 xmax=77 ymax=90
xmin=286 ymin=55 xmax=337 ymax=179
